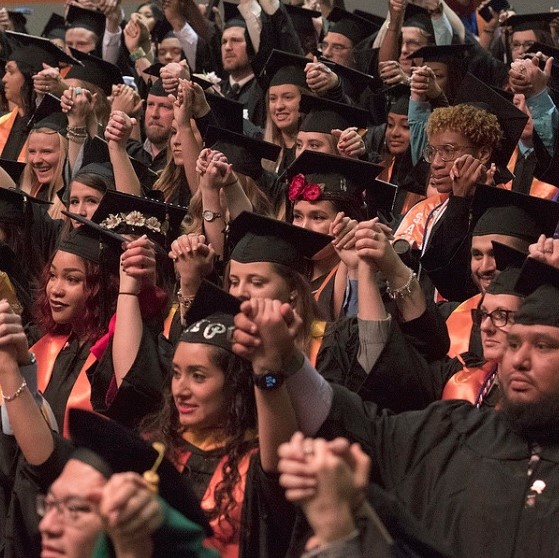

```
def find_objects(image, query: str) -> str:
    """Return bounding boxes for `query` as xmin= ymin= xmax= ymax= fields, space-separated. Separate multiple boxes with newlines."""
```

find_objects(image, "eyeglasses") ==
xmin=319 ymin=42 xmax=352 ymax=53
xmin=423 ymin=144 xmax=475 ymax=163
xmin=36 ymin=495 xmax=94 ymax=523
xmin=471 ymin=308 xmax=516 ymax=328
xmin=511 ymin=40 xmax=536 ymax=51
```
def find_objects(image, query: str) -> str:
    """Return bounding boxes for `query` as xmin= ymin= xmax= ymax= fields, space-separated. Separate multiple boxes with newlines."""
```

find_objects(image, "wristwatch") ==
xmin=253 ymin=371 xmax=285 ymax=391
xmin=202 ymin=210 xmax=223 ymax=222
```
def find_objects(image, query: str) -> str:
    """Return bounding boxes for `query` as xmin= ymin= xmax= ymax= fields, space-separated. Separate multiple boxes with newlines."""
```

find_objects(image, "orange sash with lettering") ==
xmin=179 ymin=448 xmax=256 ymax=558
xmin=0 ymin=108 xmax=27 ymax=162
xmin=32 ymin=334 xmax=96 ymax=438
xmin=393 ymin=193 xmax=448 ymax=250
xmin=446 ymin=293 xmax=482 ymax=359
xmin=442 ymin=358 xmax=496 ymax=404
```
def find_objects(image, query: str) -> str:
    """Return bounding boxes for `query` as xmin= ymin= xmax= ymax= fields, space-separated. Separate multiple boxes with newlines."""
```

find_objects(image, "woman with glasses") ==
xmin=392 ymin=102 xmax=502 ymax=275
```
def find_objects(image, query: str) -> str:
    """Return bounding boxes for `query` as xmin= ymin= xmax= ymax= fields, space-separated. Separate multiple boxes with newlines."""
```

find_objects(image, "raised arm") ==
xmin=0 ymin=301 xmax=54 ymax=465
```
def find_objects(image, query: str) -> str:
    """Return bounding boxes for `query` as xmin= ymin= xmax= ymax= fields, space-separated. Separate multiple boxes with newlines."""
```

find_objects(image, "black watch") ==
xmin=253 ymin=371 xmax=285 ymax=390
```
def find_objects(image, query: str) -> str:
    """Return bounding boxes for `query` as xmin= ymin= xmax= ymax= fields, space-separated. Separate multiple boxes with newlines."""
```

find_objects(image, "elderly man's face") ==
xmin=39 ymin=459 xmax=105 ymax=558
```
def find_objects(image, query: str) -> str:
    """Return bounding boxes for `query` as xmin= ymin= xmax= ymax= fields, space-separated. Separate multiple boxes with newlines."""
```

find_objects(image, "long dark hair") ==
xmin=140 ymin=343 xmax=257 ymax=537
xmin=33 ymin=251 xmax=119 ymax=341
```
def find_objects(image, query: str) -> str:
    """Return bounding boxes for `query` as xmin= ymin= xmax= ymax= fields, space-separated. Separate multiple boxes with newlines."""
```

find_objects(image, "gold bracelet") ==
xmin=3 ymin=379 xmax=27 ymax=402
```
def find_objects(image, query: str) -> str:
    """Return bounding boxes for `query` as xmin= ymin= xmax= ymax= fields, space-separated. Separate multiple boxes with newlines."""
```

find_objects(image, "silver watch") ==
xmin=202 ymin=210 xmax=223 ymax=222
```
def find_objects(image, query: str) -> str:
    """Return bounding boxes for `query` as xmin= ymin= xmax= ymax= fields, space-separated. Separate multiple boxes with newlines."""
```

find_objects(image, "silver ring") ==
xmin=75 ymin=87 xmax=82 ymax=95
xmin=303 ymin=446 xmax=314 ymax=457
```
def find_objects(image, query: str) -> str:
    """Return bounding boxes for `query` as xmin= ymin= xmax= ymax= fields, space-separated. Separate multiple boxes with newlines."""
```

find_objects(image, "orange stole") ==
xmin=442 ymin=358 xmax=496 ymax=404
xmin=446 ymin=293 xmax=482 ymax=359
xmin=32 ymin=334 xmax=95 ymax=437
xmin=163 ymin=303 xmax=179 ymax=339
xmin=179 ymin=449 xmax=256 ymax=558
xmin=0 ymin=108 xmax=27 ymax=162
xmin=393 ymin=193 xmax=448 ymax=250
xmin=505 ymin=148 xmax=559 ymax=200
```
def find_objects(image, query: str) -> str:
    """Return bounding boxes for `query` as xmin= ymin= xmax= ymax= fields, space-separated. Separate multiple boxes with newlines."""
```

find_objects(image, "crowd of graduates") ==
xmin=4 ymin=0 xmax=559 ymax=556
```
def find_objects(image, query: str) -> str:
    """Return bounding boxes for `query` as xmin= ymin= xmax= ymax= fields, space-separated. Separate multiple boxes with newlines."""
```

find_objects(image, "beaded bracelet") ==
xmin=386 ymin=268 xmax=417 ymax=300
xmin=3 ymin=379 xmax=27 ymax=402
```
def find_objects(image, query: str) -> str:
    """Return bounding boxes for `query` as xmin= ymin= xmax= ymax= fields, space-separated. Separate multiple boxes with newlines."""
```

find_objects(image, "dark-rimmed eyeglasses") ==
xmin=471 ymin=308 xmax=516 ymax=328
xmin=36 ymin=495 xmax=94 ymax=523
xmin=423 ymin=144 xmax=475 ymax=163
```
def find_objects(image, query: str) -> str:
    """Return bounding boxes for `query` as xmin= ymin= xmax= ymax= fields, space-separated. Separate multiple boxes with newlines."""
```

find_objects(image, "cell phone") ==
xmin=479 ymin=0 xmax=510 ymax=22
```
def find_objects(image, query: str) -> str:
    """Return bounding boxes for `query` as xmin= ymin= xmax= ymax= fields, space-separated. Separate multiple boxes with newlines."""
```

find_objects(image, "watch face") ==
xmin=203 ymin=210 xmax=221 ymax=221
xmin=256 ymin=372 xmax=284 ymax=390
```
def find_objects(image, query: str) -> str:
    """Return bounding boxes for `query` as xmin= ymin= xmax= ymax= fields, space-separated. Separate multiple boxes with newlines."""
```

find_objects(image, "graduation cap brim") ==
xmin=491 ymin=241 xmax=528 ymax=271
xmin=27 ymin=93 xmax=64 ymax=131
xmin=41 ymin=12 xmax=66 ymax=39
xmin=257 ymin=49 xmax=310 ymax=90
xmin=453 ymin=72 xmax=528 ymax=168
xmin=205 ymin=92 xmax=244 ymax=134
xmin=229 ymin=211 xmax=333 ymax=265
xmin=67 ymin=48 xmax=123 ymax=95
xmin=407 ymin=43 xmax=473 ymax=61
xmin=186 ymin=279 xmax=241 ymax=326
xmin=501 ymin=12 xmax=559 ymax=31
xmin=514 ymin=256 xmax=559 ymax=296
xmin=284 ymin=4 xmax=321 ymax=20
xmin=298 ymin=93 xmax=370 ymax=130
xmin=327 ymin=6 xmax=380 ymax=40
xmin=61 ymin=210 xmax=128 ymax=245
xmin=204 ymin=125 xmax=281 ymax=162
xmin=143 ymin=62 xmax=163 ymax=78
xmin=471 ymin=184 xmax=559 ymax=239
xmin=68 ymin=409 xmax=212 ymax=536
xmin=5 ymin=30 xmax=82 ymax=67
xmin=65 ymin=4 xmax=106 ymax=38
xmin=353 ymin=9 xmax=385 ymax=28
xmin=0 ymin=160 xmax=27 ymax=185
xmin=365 ymin=179 xmax=397 ymax=218
xmin=285 ymin=149 xmax=383 ymax=183
xmin=323 ymin=58 xmax=383 ymax=93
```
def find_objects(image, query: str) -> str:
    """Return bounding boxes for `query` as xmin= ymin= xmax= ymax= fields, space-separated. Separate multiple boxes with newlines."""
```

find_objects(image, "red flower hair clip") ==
xmin=288 ymin=173 xmax=323 ymax=202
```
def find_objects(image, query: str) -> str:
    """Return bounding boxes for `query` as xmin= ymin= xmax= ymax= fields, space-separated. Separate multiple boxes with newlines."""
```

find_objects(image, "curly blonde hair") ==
xmin=427 ymin=104 xmax=503 ymax=151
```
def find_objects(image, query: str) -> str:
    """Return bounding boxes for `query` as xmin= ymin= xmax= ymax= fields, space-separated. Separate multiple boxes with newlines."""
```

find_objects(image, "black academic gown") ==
xmin=320 ymin=389 xmax=559 ymax=558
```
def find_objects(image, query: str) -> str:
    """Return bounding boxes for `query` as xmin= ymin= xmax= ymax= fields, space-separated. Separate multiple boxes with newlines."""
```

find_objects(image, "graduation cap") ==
xmin=0 ymin=187 xmax=51 ymax=225
xmin=228 ymin=211 xmax=332 ymax=273
xmin=471 ymin=184 xmax=559 ymax=242
xmin=223 ymin=1 xmax=243 ymax=25
xmin=205 ymin=92 xmax=244 ymax=134
xmin=284 ymin=4 xmax=321 ymax=30
xmin=484 ymin=241 xmax=527 ymax=296
xmin=68 ymin=408 xmax=212 ymax=536
xmin=7 ymin=7 xmax=31 ymax=33
xmin=353 ymin=9 xmax=385 ymax=29
xmin=407 ymin=43 xmax=473 ymax=62
xmin=41 ymin=12 xmax=66 ymax=40
xmin=285 ymin=150 xmax=383 ymax=208
xmin=513 ymin=257 xmax=559 ymax=327
xmin=66 ymin=48 xmax=123 ymax=96
xmin=90 ymin=190 xmax=187 ymax=247
xmin=204 ymin=125 xmax=280 ymax=179
xmin=298 ymin=93 xmax=369 ymax=132
xmin=73 ymin=161 xmax=116 ymax=191
xmin=148 ymin=78 xmax=168 ymax=98
xmin=66 ymin=4 xmax=106 ymax=39
xmin=325 ymin=59 xmax=383 ymax=95
xmin=386 ymin=84 xmax=411 ymax=115
xmin=181 ymin=281 xmax=241 ymax=353
xmin=326 ymin=7 xmax=379 ymax=45
xmin=453 ymin=72 xmax=528 ymax=169
xmin=365 ymin=178 xmax=397 ymax=219
xmin=403 ymin=3 xmax=434 ymax=36
xmin=57 ymin=223 xmax=117 ymax=264
xmin=501 ymin=11 xmax=559 ymax=32
xmin=5 ymin=30 xmax=82 ymax=74
xmin=257 ymin=49 xmax=309 ymax=91
xmin=0 ymin=160 xmax=26 ymax=186
xmin=61 ymin=210 xmax=127 ymax=246
xmin=28 ymin=93 xmax=66 ymax=132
